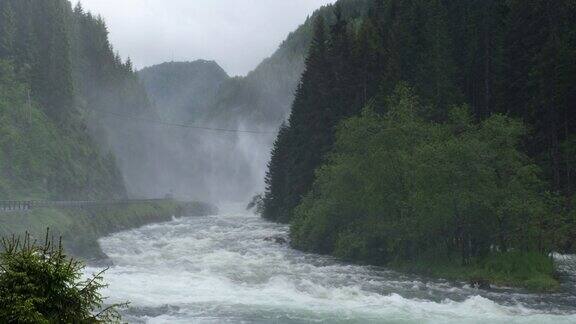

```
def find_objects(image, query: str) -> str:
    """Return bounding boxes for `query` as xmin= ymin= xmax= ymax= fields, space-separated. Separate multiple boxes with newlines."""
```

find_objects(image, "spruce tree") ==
xmin=263 ymin=16 xmax=331 ymax=222
xmin=32 ymin=0 xmax=74 ymax=122
xmin=0 ymin=0 xmax=15 ymax=59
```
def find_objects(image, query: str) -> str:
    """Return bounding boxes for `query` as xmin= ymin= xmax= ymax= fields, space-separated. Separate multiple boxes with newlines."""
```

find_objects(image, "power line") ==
xmin=87 ymin=107 xmax=279 ymax=135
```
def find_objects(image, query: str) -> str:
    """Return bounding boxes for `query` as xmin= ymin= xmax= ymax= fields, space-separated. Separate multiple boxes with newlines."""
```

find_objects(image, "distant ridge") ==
xmin=138 ymin=60 xmax=229 ymax=121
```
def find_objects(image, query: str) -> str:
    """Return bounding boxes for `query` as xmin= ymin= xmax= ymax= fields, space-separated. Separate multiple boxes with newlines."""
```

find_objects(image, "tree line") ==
xmin=262 ymin=0 xmax=576 ymax=287
xmin=0 ymin=0 xmax=158 ymax=200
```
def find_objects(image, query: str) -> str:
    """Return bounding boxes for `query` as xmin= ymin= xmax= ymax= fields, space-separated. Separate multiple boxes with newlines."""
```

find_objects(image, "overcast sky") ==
xmin=74 ymin=0 xmax=334 ymax=76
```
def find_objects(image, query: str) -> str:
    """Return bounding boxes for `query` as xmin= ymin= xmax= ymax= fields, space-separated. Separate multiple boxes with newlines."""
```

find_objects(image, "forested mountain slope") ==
xmin=0 ymin=0 xmax=172 ymax=199
xmin=73 ymin=5 xmax=167 ymax=198
xmin=0 ymin=0 xmax=131 ymax=199
xmin=205 ymin=0 xmax=372 ymax=128
xmin=262 ymin=0 xmax=576 ymax=289
xmin=264 ymin=0 xmax=576 ymax=226
xmin=0 ymin=61 xmax=124 ymax=200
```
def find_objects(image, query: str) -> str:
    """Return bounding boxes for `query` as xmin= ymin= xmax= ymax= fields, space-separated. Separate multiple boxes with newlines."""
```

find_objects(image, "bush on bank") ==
xmin=0 ymin=231 xmax=126 ymax=323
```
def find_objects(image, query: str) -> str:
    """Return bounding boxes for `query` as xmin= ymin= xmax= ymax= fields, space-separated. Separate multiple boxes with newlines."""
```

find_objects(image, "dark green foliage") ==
xmin=0 ymin=231 xmax=126 ymax=323
xmin=263 ymin=0 xmax=576 ymax=242
xmin=30 ymin=0 xmax=75 ymax=122
xmin=292 ymin=86 xmax=552 ymax=261
xmin=261 ymin=0 xmax=576 ymax=287
xmin=496 ymin=0 xmax=576 ymax=195
xmin=263 ymin=17 xmax=342 ymax=222
xmin=263 ymin=124 xmax=293 ymax=221
xmin=290 ymin=86 xmax=560 ymax=289
xmin=263 ymin=0 xmax=466 ymax=222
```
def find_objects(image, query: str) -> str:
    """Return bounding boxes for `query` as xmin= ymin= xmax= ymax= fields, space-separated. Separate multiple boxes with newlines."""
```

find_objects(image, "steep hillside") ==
xmin=264 ymin=0 xmax=576 ymax=224
xmin=0 ymin=60 xmax=124 ymax=200
xmin=262 ymin=0 xmax=576 ymax=289
xmin=0 ymin=0 xmax=190 ymax=200
xmin=69 ymin=3 xmax=169 ymax=198
xmin=0 ymin=0 xmax=129 ymax=200
xmin=206 ymin=0 xmax=372 ymax=127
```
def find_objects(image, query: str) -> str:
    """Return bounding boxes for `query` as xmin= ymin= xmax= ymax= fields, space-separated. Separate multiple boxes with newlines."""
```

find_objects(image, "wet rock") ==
xmin=264 ymin=236 xmax=288 ymax=245
xmin=470 ymin=277 xmax=491 ymax=290
xmin=128 ymin=305 xmax=181 ymax=318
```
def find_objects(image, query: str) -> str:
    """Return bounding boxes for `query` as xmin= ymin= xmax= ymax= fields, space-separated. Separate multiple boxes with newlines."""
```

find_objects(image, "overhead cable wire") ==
xmin=88 ymin=107 xmax=279 ymax=135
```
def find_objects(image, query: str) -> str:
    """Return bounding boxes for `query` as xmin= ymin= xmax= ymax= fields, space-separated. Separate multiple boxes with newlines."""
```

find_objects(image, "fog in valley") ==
xmin=75 ymin=1 xmax=334 ymax=204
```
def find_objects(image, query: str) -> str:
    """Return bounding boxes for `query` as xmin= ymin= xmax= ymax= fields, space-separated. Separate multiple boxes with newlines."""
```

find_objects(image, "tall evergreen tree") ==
xmin=32 ymin=0 xmax=74 ymax=122
xmin=263 ymin=16 xmax=332 ymax=222
xmin=0 ymin=0 xmax=15 ymax=59
xmin=414 ymin=0 xmax=460 ymax=119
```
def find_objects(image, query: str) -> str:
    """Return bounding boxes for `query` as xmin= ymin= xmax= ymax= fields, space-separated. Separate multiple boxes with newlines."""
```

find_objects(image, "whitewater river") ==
xmin=86 ymin=209 xmax=576 ymax=323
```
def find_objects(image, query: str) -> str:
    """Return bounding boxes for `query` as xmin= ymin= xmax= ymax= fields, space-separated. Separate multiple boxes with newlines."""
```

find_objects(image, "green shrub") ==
xmin=0 ymin=231 xmax=126 ymax=323
xmin=478 ymin=252 xmax=559 ymax=291
xmin=290 ymin=86 xmax=561 ymax=291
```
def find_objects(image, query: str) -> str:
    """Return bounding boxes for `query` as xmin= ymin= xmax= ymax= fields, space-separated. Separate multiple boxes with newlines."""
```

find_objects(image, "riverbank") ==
xmin=293 ymin=242 xmax=562 ymax=293
xmin=0 ymin=200 xmax=217 ymax=260
xmin=390 ymin=252 xmax=561 ymax=292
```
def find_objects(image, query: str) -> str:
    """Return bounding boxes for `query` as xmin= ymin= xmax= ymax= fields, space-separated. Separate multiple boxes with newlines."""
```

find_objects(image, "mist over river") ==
xmin=86 ymin=207 xmax=576 ymax=323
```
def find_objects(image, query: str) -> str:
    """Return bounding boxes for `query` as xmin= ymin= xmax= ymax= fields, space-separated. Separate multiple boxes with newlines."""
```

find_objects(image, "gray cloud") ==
xmin=75 ymin=0 xmax=334 ymax=76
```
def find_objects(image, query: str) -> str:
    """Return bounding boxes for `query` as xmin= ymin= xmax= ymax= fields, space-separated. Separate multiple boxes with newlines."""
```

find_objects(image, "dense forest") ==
xmin=0 ymin=0 xmax=170 ymax=199
xmin=0 ymin=0 xmax=131 ymax=200
xmin=262 ymin=0 xmax=576 ymax=288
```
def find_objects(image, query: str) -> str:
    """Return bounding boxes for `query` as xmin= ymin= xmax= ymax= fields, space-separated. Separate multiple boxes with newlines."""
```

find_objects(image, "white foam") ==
xmin=86 ymin=213 xmax=576 ymax=323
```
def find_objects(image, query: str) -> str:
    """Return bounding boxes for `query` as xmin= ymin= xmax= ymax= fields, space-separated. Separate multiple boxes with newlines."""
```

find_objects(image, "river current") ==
xmin=86 ymin=209 xmax=576 ymax=323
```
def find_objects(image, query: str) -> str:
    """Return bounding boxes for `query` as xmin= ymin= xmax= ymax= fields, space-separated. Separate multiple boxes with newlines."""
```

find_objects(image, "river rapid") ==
xmin=86 ymin=208 xmax=576 ymax=323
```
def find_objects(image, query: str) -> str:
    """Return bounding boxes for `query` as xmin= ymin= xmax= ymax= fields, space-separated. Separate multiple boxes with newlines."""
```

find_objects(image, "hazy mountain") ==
xmin=206 ymin=0 xmax=371 ymax=128
xmin=132 ymin=0 xmax=372 ymax=204
xmin=138 ymin=60 xmax=229 ymax=122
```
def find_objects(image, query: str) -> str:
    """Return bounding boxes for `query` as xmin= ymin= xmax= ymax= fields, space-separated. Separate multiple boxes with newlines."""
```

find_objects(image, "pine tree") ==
xmin=13 ymin=1 xmax=37 ymax=76
xmin=263 ymin=16 xmax=331 ymax=222
xmin=0 ymin=0 xmax=16 ymax=59
xmin=352 ymin=8 xmax=384 ymax=108
xmin=414 ymin=0 xmax=461 ymax=119
xmin=32 ymin=0 xmax=74 ymax=122
xmin=378 ymin=0 xmax=415 ymax=99
xmin=125 ymin=57 xmax=134 ymax=72
xmin=263 ymin=123 xmax=291 ymax=220
xmin=328 ymin=3 xmax=356 ymax=120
